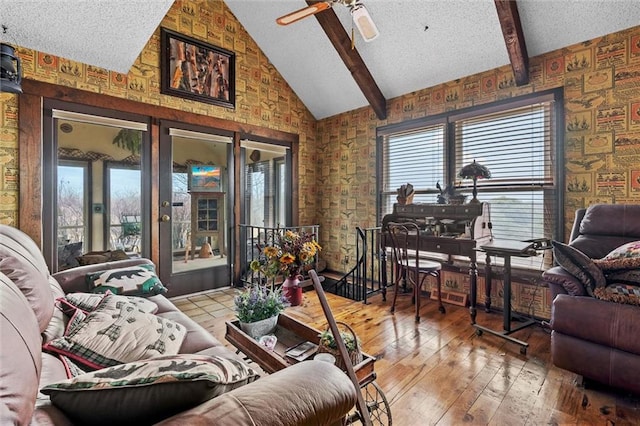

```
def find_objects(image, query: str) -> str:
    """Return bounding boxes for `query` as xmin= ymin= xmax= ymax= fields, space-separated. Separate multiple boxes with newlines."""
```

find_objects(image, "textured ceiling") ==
xmin=226 ymin=0 xmax=640 ymax=119
xmin=2 ymin=0 xmax=639 ymax=119
xmin=0 ymin=0 xmax=174 ymax=73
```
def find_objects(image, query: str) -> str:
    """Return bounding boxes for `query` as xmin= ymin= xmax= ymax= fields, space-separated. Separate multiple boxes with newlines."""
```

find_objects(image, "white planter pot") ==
xmin=240 ymin=315 xmax=278 ymax=340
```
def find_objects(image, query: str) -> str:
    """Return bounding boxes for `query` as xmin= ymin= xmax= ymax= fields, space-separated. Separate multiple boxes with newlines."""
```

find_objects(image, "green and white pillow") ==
xmin=43 ymin=295 xmax=186 ymax=370
xmin=41 ymin=354 xmax=258 ymax=425
xmin=59 ymin=292 xmax=158 ymax=315
xmin=86 ymin=263 xmax=167 ymax=297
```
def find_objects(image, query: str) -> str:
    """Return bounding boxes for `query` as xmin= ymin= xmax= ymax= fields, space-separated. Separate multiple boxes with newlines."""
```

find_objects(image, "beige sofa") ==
xmin=0 ymin=224 xmax=356 ymax=425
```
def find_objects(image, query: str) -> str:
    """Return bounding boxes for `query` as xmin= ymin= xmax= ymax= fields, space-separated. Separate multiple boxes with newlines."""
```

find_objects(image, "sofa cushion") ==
xmin=594 ymin=284 xmax=640 ymax=306
xmin=0 ymin=225 xmax=55 ymax=332
xmin=86 ymin=263 xmax=167 ymax=297
xmin=579 ymin=204 xmax=640 ymax=237
xmin=0 ymin=273 xmax=42 ymax=426
xmin=551 ymin=240 xmax=606 ymax=296
xmin=40 ymin=354 xmax=258 ymax=426
xmin=60 ymin=292 xmax=158 ymax=315
xmin=43 ymin=296 xmax=186 ymax=370
xmin=593 ymin=240 xmax=640 ymax=271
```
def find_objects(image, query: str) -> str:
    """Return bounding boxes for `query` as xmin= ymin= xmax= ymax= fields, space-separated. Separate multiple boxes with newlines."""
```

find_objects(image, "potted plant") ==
xmin=234 ymin=284 xmax=289 ymax=339
xmin=249 ymin=230 xmax=321 ymax=306
xmin=317 ymin=322 xmax=362 ymax=370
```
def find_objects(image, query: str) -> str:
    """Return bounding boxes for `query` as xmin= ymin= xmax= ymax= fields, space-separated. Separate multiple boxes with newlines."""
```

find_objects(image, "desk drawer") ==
xmin=424 ymin=240 xmax=460 ymax=254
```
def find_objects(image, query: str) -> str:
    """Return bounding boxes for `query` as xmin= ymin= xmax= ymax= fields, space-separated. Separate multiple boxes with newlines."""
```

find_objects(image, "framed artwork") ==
xmin=189 ymin=164 xmax=222 ymax=192
xmin=160 ymin=28 xmax=235 ymax=109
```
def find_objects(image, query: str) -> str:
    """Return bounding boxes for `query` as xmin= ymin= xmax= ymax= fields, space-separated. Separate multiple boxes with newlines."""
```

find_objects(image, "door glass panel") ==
xmin=244 ymin=149 xmax=288 ymax=228
xmin=107 ymin=166 xmax=142 ymax=253
xmin=56 ymin=119 xmax=145 ymax=269
xmin=57 ymin=162 xmax=87 ymax=270
xmin=171 ymin=136 xmax=228 ymax=275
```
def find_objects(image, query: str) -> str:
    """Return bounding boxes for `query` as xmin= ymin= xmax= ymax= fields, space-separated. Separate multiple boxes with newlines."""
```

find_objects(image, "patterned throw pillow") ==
xmin=40 ymin=354 xmax=258 ymax=426
xmin=59 ymin=292 xmax=158 ymax=315
xmin=552 ymin=240 xmax=606 ymax=296
xmin=594 ymin=284 xmax=640 ymax=306
xmin=605 ymin=269 xmax=640 ymax=286
xmin=593 ymin=240 xmax=640 ymax=271
xmin=86 ymin=263 xmax=167 ymax=297
xmin=43 ymin=296 xmax=186 ymax=370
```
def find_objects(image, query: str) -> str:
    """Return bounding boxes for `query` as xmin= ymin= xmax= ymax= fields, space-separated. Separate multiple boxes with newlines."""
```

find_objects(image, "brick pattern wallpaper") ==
xmin=0 ymin=0 xmax=318 ymax=227
xmin=316 ymin=25 xmax=640 ymax=319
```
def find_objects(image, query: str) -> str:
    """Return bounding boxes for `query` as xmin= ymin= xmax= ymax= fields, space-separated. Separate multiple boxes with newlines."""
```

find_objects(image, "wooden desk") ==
xmin=382 ymin=203 xmax=492 ymax=324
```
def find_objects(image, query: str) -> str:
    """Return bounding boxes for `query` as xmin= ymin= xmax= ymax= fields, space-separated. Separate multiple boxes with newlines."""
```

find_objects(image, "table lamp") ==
xmin=458 ymin=160 xmax=491 ymax=204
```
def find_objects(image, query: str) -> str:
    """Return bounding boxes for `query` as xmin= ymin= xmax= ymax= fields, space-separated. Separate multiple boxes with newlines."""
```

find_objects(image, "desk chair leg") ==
xmin=415 ymin=273 xmax=428 ymax=322
xmin=390 ymin=266 xmax=401 ymax=314
xmin=435 ymin=272 xmax=446 ymax=314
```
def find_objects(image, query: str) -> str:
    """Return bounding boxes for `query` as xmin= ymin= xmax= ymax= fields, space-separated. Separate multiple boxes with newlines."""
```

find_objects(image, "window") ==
xmin=57 ymin=161 xmax=88 ymax=247
xmin=380 ymin=124 xmax=445 ymax=214
xmin=241 ymin=140 xmax=290 ymax=228
xmin=378 ymin=90 xmax=563 ymax=269
xmin=107 ymin=165 xmax=142 ymax=253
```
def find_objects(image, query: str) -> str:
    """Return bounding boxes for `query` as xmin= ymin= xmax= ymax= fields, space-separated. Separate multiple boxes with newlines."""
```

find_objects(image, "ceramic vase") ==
xmin=239 ymin=315 xmax=278 ymax=340
xmin=283 ymin=275 xmax=303 ymax=306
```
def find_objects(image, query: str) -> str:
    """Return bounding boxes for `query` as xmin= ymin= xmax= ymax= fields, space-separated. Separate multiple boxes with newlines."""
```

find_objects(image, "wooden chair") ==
xmin=387 ymin=221 xmax=445 ymax=321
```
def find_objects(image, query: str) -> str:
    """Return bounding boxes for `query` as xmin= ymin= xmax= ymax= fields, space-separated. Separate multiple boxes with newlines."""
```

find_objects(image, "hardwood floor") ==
xmin=172 ymin=287 xmax=640 ymax=425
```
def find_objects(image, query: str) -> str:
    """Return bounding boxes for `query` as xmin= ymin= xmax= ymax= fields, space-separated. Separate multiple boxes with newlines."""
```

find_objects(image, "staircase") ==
xmin=322 ymin=227 xmax=387 ymax=304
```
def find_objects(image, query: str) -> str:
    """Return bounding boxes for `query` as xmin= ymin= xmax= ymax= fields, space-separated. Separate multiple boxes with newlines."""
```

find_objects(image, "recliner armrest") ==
xmin=542 ymin=266 xmax=587 ymax=298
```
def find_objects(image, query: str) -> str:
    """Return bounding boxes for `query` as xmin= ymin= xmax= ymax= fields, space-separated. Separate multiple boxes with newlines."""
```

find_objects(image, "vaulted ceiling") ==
xmin=3 ymin=0 xmax=640 ymax=120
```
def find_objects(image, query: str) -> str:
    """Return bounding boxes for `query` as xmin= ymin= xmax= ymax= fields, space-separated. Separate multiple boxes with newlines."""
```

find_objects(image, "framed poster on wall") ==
xmin=189 ymin=164 xmax=222 ymax=192
xmin=160 ymin=28 xmax=235 ymax=109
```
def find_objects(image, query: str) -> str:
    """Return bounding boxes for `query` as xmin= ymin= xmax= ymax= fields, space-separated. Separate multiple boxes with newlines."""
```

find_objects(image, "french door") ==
xmin=158 ymin=121 xmax=234 ymax=296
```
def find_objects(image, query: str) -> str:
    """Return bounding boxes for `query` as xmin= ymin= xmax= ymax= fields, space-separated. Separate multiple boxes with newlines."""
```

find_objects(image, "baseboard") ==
xmin=430 ymin=289 xmax=468 ymax=307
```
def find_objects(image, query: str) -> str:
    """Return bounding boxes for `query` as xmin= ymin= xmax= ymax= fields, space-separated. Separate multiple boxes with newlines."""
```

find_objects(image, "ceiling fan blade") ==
xmin=276 ymin=1 xmax=332 ymax=26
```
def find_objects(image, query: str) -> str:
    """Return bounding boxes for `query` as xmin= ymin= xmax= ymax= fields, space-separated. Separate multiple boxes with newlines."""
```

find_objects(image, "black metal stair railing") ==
xmin=330 ymin=227 xmax=386 ymax=304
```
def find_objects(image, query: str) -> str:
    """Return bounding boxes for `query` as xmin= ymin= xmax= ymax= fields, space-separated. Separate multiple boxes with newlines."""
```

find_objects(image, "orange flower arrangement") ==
xmin=250 ymin=230 xmax=321 ymax=278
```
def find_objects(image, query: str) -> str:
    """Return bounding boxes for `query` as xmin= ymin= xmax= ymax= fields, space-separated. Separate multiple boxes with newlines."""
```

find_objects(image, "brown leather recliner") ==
xmin=543 ymin=204 xmax=640 ymax=394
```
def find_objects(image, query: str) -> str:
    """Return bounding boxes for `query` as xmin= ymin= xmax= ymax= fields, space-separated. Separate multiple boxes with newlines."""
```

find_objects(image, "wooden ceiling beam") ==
xmin=307 ymin=0 xmax=387 ymax=120
xmin=494 ymin=0 xmax=529 ymax=86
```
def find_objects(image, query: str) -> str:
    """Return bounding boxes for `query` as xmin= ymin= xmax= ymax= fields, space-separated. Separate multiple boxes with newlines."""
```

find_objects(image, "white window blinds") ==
xmin=454 ymin=101 xmax=556 ymax=242
xmin=381 ymin=124 xmax=445 ymax=216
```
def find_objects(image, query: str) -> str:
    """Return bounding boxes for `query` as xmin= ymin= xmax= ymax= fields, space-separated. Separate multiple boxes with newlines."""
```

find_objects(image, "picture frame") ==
xmin=189 ymin=164 xmax=222 ymax=192
xmin=160 ymin=28 xmax=235 ymax=109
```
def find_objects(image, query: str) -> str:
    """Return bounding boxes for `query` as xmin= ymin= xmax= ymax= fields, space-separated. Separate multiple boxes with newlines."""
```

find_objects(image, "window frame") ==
xmin=377 ymin=88 xmax=565 ymax=256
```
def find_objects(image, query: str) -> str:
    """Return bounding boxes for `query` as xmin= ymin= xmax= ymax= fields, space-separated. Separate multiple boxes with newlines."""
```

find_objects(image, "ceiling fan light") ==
xmin=352 ymin=5 xmax=379 ymax=42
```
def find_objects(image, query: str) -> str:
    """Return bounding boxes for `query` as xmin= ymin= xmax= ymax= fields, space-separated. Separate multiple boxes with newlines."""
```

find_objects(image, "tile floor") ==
xmin=170 ymin=287 xmax=240 ymax=344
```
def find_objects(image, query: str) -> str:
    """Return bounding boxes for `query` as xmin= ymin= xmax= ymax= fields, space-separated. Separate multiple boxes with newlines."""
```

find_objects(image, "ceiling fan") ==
xmin=276 ymin=0 xmax=380 ymax=42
